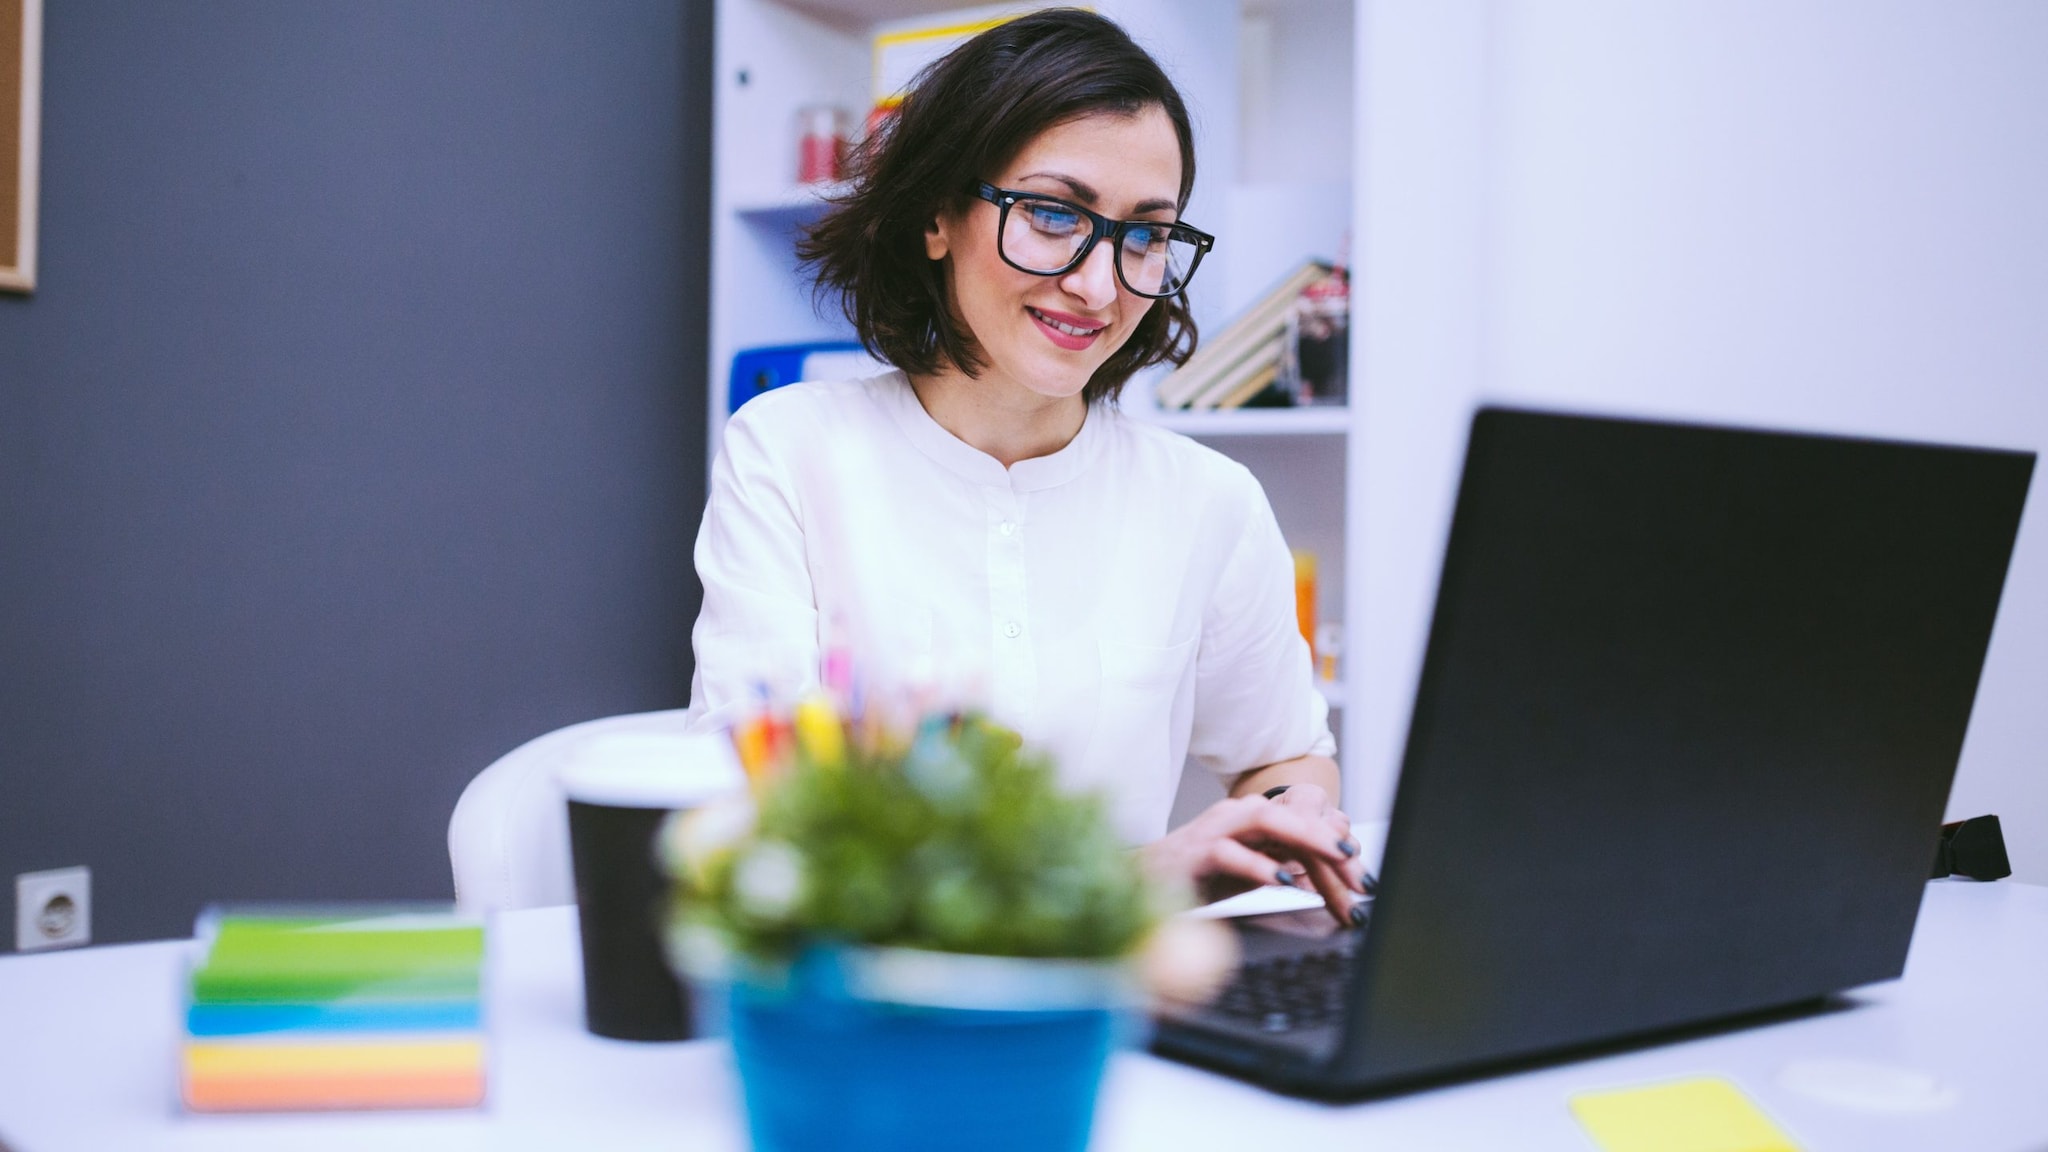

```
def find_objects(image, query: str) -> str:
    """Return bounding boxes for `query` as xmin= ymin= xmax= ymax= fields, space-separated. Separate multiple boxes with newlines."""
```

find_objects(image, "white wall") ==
xmin=1352 ymin=1 xmax=2048 ymax=879
xmin=1240 ymin=0 xmax=1354 ymax=185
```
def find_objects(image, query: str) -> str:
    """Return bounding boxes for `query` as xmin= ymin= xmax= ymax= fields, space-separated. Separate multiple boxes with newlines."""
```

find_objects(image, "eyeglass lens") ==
xmin=1000 ymin=198 xmax=1200 ymax=297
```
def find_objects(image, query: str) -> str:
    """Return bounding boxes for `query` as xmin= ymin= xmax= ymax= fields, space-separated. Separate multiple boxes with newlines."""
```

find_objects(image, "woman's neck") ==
xmin=906 ymin=367 xmax=1089 ymax=469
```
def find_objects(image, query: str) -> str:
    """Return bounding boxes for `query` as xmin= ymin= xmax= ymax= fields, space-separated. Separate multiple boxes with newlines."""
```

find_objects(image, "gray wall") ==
xmin=0 ymin=1 xmax=712 ymax=945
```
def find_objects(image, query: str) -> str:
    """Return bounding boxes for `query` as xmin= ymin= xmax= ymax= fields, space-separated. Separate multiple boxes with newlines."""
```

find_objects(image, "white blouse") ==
xmin=681 ymin=371 xmax=1335 ymax=842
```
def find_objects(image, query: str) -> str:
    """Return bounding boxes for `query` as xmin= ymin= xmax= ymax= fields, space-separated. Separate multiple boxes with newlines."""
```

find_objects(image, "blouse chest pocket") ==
xmin=1098 ymin=635 xmax=1196 ymax=694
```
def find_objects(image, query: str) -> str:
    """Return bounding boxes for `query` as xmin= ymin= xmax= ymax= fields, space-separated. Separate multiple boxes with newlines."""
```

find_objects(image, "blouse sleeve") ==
xmin=681 ymin=401 xmax=822 ymax=736
xmin=1185 ymin=466 xmax=1337 ymax=779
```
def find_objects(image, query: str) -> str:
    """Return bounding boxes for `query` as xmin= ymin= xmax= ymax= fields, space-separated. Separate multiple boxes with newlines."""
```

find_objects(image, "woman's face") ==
xmin=924 ymin=105 xmax=1184 ymax=404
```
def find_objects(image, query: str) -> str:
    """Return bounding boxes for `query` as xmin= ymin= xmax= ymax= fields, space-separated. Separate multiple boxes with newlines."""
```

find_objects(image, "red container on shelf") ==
xmin=797 ymin=105 xmax=848 ymax=184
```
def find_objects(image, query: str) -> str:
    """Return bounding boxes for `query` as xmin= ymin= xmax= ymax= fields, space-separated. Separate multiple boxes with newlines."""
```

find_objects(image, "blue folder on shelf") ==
xmin=728 ymin=342 xmax=888 ymax=414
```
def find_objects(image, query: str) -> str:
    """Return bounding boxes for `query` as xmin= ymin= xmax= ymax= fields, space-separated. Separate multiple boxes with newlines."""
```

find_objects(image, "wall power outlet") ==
xmin=15 ymin=866 xmax=92 ymax=952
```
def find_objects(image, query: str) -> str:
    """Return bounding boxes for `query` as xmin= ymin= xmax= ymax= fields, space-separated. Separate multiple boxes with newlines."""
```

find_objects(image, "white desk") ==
xmin=2 ymin=882 xmax=2045 ymax=1151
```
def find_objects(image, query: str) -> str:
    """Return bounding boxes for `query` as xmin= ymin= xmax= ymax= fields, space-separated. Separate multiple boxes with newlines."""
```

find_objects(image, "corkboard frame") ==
xmin=1 ymin=0 xmax=42 ymax=294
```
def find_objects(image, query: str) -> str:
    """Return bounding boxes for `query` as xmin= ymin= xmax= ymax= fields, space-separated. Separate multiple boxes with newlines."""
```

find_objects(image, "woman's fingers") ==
xmin=1207 ymin=837 xmax=1294 ymax=892
xmin=1264 ymin=793 xmax=1364 ymax=923
xmin=1169 ymin=795 xmax=1373 ymax=926
xmin=1257 ymin=791 xmax=1366 ymax=878
xmin=1210 ymin=796 xmax=1370 ymax=924
xmin=1326 ymin=808 xmax=1365 ymax=891
xmin=1299 ymin=856 xmax=1366 ymax=927
xmin=1338 ymin=852 xmax=1370 ymax=894
xmin=1230 ymin=798 xmax=1353 ymax=867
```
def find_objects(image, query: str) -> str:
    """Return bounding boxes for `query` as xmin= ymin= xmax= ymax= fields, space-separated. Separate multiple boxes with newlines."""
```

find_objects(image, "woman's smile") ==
xmin=1027 ymin=305 xmax=1109 ymax=349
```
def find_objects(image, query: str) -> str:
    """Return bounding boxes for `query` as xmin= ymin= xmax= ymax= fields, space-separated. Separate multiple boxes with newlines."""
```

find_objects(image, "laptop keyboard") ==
xmin=1209 ymin=945 xmax=1353 ymax=1034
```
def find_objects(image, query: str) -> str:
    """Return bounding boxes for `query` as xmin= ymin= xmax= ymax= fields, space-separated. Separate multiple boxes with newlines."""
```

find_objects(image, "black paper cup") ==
xmin=561 ymin=732 xmax=743 ymax=1041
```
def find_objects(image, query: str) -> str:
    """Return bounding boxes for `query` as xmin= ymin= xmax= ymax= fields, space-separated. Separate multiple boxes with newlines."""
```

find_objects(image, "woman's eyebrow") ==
xmin=1018 ymin=172 xmax=1178 ymax=216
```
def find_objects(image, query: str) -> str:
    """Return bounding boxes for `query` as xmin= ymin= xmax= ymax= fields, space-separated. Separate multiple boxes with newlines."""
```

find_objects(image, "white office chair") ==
xmin=447 ymin=708 xmax=694 ymax=913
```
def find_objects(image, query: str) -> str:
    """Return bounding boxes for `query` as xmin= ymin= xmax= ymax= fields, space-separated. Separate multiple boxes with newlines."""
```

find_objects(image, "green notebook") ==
xmin=190 ymin=908 xmax=484 ymax=1005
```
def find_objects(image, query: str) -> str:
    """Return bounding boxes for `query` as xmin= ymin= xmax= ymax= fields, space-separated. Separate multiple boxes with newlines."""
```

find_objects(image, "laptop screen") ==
xmin=1338 ymin=408 xmax=2032 ymax=1086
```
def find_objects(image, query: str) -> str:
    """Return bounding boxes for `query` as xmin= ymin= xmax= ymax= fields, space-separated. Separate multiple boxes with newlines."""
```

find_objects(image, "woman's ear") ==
xmin=923 ymin=214 xmax=951 ymax=261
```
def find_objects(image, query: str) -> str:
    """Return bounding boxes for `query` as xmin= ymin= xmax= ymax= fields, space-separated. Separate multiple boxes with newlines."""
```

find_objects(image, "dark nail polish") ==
xmin=1337 ymin=838 xmax=1359 ymax=858
xmin=1361 ymin=871 xmax=1380 ymax=897
xmin=1275 ymin=869 xmax=1297 ymax=888
xmin=1348 ymin=902 xmax=1369 ymax=928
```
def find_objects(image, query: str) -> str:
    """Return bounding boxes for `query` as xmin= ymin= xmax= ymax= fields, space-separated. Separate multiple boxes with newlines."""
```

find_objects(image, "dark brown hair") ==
xmin=797 ymin=8 xmax=1199 ymax=405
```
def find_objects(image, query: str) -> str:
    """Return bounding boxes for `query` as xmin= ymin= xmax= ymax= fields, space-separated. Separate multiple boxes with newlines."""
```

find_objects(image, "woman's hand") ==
xmin=1265 ymin=781 xmax=1374 ymax=901
xmin=1142 ymin=782 xmax=1369 ymax=926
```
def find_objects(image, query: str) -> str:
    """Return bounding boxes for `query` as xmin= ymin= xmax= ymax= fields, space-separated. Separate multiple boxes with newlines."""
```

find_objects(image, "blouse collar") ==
xmin=872 ymin=370 xmax=1106 ymax=493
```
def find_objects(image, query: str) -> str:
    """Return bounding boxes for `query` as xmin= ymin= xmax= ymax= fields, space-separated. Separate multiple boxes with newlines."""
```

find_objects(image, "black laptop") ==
xmin=1153 ymin=407 xmax=2034 ymax=1098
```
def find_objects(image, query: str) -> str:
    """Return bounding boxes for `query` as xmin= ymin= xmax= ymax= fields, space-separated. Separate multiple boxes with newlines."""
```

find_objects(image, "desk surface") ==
xmin=2 ymin=882 xmax=2045 ymax=1152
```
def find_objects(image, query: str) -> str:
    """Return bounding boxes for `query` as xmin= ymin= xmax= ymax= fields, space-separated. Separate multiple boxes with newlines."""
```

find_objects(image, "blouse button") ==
xmin=999 ymin=521 xmax=1017 ymax=536
xmin=1002 ymin=621 xmax=1022 ymax=639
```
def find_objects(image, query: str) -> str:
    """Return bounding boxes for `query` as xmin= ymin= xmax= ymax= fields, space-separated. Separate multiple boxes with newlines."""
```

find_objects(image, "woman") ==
xmin=684 ymin=9 xmax=1367 ymax=923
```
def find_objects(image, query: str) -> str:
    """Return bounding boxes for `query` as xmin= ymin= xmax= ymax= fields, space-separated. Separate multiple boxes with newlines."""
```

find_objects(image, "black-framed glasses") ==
xmin=972 ymin=182 xmax=1214 ymax=299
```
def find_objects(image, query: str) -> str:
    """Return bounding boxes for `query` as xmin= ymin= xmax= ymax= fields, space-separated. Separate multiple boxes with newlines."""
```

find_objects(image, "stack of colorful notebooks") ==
xmin=180 ymin=905 xmax=488 ymax=1112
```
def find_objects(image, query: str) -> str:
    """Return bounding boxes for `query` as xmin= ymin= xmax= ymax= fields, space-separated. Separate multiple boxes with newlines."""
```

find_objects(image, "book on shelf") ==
xmin=1204 ymin=362 xmax=1269 ymax=412
xmin=1174 ymin=327 xmax=1282 ymax=410
xmin=1190 ymin=333 xmax=1286 ymax=410
xmin=1155 ymin=260 xmax=1331 ymax=410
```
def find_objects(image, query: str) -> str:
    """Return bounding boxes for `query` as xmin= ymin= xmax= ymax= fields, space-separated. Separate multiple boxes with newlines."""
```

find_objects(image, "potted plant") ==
xmin=662 ymin=696 xmax=1230 ymax=1152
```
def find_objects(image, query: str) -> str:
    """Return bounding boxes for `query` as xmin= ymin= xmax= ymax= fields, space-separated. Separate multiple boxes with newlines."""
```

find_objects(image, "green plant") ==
xmin=666 ymin=705 xmax=1162 ymax=965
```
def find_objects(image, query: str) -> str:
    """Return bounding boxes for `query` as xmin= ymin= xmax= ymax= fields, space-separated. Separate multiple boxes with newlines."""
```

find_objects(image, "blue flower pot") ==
xmin=726 ymin=948 xmax=1129 ymax=1152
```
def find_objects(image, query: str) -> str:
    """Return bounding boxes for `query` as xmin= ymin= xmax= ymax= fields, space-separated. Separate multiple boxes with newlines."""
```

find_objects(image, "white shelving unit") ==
xmin=710 ymin=0 xmax=1360 ymax=757
xmin=730 ymin=182 xmax=850 ymax=220
xmin=1132 ymin=405 xmax=1350 ymax=437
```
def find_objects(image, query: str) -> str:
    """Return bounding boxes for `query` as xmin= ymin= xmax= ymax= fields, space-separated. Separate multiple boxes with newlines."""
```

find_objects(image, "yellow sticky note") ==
xmin=1570 ymin=1077 xmax=1802 ymax=1152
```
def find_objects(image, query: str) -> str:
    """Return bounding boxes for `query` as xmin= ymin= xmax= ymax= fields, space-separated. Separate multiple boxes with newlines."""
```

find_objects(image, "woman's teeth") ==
xmin=1030 ymin=308 xmax=1103 ymax=337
